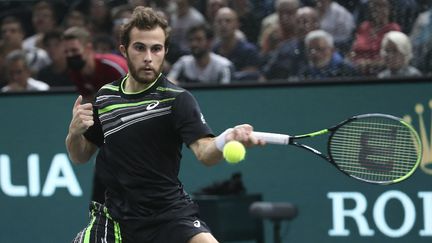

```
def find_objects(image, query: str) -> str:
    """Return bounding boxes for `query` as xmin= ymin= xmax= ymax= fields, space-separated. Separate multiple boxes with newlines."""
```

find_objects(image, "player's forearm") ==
xmin=191 ymin=137 xmax=223 ymax=166
xmin=65 ymin=133 xmax=96 ymax=164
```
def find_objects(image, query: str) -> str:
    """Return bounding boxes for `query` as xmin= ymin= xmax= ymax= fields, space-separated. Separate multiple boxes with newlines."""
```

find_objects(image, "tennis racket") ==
xmin=252 ymin=113 xmax=422 ymax=185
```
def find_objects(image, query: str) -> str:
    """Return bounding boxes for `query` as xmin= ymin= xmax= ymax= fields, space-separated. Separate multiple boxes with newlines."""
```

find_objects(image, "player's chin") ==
xmin=136 ymin=72 xmax=156 ymax=83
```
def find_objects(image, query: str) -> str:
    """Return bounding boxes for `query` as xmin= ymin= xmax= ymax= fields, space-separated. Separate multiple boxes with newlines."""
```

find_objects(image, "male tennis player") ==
xmin=66 ymin=6 xmax=263 ymax=243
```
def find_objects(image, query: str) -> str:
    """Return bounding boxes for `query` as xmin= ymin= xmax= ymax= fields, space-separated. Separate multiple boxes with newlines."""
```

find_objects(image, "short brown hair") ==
xmin=63 ymin=26 xmax=91 ymax=45
xmin=119 ymin=6 xmax=170 ymax=48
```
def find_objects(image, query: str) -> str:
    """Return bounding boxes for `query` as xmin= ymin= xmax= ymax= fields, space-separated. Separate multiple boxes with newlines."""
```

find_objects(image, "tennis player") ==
xmin=66 ymin=6 xmax=263 ymax=243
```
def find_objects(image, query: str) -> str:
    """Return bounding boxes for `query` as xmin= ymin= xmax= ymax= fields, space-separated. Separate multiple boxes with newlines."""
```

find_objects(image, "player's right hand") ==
xmin=69 ymin=95 xmax=94 ymax=135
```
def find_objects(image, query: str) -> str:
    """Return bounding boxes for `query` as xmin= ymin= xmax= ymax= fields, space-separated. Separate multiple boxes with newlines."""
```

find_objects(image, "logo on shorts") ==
xmin=193 ymin=220 xmax=201 ymax=228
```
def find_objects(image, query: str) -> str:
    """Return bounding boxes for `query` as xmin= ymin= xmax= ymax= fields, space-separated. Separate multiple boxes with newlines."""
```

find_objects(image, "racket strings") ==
xmin=329 ymin=117 xmax=420 ymax=183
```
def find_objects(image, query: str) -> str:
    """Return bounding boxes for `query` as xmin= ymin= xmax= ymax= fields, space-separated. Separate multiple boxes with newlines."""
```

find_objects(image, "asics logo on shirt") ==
xmin=146 ymin=101 xmax=159 ymax=110
xmin=193 ymin=220 xmax=201 ymax=228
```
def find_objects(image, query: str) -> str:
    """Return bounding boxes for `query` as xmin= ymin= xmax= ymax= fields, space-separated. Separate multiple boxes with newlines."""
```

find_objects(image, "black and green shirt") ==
xmin=84 ymin=74 xmax=214 ymax=225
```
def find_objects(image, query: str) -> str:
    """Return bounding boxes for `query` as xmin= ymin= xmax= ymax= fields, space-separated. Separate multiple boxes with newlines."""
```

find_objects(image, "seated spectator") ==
xmin=348 ymin=0 xmax=401 ymax=76
xmin=62 ymin=7 xmax=88 ymax=29
xmin=377 ymin=31 xmax=421 ymax=78
xmin=410 ymin=5 xmax=432 ymax=73
xmin=205 ymin=0 xmax=228 ymax=25
xmin=390 ymin=0 xmax=420 ymax=34
xmin=230 ymin=0 xmax=262 ymax=44
xmin=23 ymin=1 xmax=58 ymax=50
xmin=213 ymin=7 xmax=261 ymax=81
xmin=299 ymin=30 xmax=358 ymax=79
xmin=62 ymin=26 xmax=128 ymax=102
xmin=0 ymin=16 xmax=51 ymax=75
xmin=168 ymin=24 xmax=233 ymax=84
xmin=37 ymin=29 xmax=73 ymax=88
xmin=258 ymin=0 xmax=286 ymax=48
xmin=315 ymin=0 xmax=355 ymax=53
xmin=1 ymin=50 xmax=49 ymax=92
xmin=170 ymin=0 xmax=206 ymax=53
xmin=260 ymin=0 xmax=300 ymax=58
xmin=86 ymin=0 xmax=113 ymax=36
xmin=262 ymin=6 xmax=320 ymax=81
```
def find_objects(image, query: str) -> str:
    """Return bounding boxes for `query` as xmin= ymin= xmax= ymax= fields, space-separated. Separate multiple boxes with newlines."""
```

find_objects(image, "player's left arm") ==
xmin=190 ymin=124 xmax=264 ymax=166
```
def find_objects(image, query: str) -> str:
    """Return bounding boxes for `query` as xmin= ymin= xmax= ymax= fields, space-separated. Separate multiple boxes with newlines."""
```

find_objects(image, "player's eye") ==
xmin=151 ymin=45 xmax=163 ymax=53
xmin=133 ymin=43 xmax=146 ymax=52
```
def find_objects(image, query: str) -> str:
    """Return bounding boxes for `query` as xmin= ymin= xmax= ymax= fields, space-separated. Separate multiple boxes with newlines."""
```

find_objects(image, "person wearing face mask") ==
xmin=62 ymin=26 xmax=128 ymax=102
xmin=62 ymin=26 xmax=128 ymax=205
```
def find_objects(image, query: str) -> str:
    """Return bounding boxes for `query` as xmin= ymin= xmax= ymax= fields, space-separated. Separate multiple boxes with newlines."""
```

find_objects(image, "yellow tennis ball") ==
xmin=223 ymin=141 xmax=246 ymax=164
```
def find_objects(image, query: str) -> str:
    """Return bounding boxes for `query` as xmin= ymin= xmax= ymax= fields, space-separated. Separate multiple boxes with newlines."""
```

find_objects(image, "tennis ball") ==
xmin=223 ymin=141 xmax=246 ymax=164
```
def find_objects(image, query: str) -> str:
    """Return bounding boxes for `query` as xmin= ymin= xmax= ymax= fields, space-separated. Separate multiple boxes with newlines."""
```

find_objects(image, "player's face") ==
xmin=121 ymin=26 xmax=166 ymax=84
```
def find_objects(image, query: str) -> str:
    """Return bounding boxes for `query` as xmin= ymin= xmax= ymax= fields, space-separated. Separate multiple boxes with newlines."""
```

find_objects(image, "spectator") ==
xmin=0 ymin=16 xmax=51 ymax=75
xmin=37 ymin=29 xmax=73 ymax=88
xmin=410 ymin=5 xmax=432 ymax=73
xmin=260 ymin=0 xmax=300 ymax=57
xmin=23 ymin=1 xmax=58 ymax=50
xmin=168 ymin=24 xmax=234 ymax=84
xmin=205 ymin=0 xmax=228 ymax=25
xmin=258 ymin=0 xmax=283 ymax=47
xmin=213 ymin=7 xmax=261 ymax=81
xmin=62 ymin=26 xmax=128 ymax=102
xmin=110 ymin=4 xmax=133 ymax=56
xmin=1 ymin=50 xmax=49 ymax=92
xmin=230 ymin=0 xmax=262 ymax=44
xmin=87 ymin=0 xmax=113 ymax=36
xmin=315 ymin=0 xmax=355 ymax=53
xmin=299 ymin=29 xmax=358 ymax=79
xmin=262 ymin=6 xmax=319 ymax=81
xmin=63 ymin=7 xmax=88 ymax=29
xmin=169 ymin=0 xmax=206 ymax=53
xmin=390 ymin=0 xmax=420 ymax=34
xmin=348 ymin=0 xmax=401 ymax=76
xmin=378 ymin=31 xmax=421 ymax=78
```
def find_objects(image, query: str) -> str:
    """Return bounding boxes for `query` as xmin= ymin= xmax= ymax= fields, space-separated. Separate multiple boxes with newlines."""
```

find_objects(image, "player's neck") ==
xmin=123 ymin=73 xmax=161 ymax=93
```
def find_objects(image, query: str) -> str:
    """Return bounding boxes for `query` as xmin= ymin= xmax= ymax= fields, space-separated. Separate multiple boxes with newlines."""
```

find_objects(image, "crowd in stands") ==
xmin=0 ymin=0 xmax=431 ymax=92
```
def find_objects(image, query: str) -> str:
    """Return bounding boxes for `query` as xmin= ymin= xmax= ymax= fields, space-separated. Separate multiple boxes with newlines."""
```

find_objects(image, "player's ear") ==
xmin=119 ymin=45 xmax=127 ymax=58
xmin=165 ymin=47 xmax=169 ymax=55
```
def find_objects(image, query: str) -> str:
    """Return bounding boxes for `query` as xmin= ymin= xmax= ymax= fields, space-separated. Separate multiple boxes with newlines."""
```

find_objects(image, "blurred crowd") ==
xmin=0 ymin=0 xmax=432 ymax=93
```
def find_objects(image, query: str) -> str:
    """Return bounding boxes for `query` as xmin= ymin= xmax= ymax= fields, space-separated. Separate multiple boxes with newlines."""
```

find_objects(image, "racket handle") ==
xmin=252 ymin=131 xmax=290 ymax=145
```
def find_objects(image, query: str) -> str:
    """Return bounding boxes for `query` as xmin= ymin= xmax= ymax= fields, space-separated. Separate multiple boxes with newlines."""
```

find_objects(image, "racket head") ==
xmin=327 ymin=113 xmax=422 ymax=185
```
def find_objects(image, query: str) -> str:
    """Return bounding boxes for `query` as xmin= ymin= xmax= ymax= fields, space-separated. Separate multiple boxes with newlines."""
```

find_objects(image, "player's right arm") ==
xmin=66 ymin=95 xmax=98 ymax=164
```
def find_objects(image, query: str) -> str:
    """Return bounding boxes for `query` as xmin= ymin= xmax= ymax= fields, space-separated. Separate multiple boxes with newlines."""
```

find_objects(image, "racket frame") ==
xmin=254 ymin=113 xmax=423 ymax=185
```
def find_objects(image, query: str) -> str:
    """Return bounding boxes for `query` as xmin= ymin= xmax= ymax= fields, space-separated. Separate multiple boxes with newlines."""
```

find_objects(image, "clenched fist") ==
xmin=69 ymin=95 xmax=94 ymax=136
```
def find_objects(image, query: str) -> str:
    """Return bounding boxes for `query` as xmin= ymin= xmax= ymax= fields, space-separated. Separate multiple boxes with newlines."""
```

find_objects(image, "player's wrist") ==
xmin=215 ymin=128 xmax=232 ymax=151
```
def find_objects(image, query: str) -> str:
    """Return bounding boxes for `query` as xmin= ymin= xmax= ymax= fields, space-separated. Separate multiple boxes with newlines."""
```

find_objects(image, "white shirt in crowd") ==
xmin=168 ymin=53 xmax=234 ymax=84
xmin=1 ymin=77 xmax=50 ymax=92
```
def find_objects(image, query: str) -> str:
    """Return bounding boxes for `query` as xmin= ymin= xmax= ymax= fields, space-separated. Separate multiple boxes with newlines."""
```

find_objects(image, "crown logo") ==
xmin=403 ymin=100 xmax=432 ymax=175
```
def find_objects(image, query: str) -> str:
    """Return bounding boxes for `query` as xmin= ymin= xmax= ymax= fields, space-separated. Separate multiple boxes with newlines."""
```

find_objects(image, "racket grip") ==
xmin=252 ymin=131 xmax=290 ymax=145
